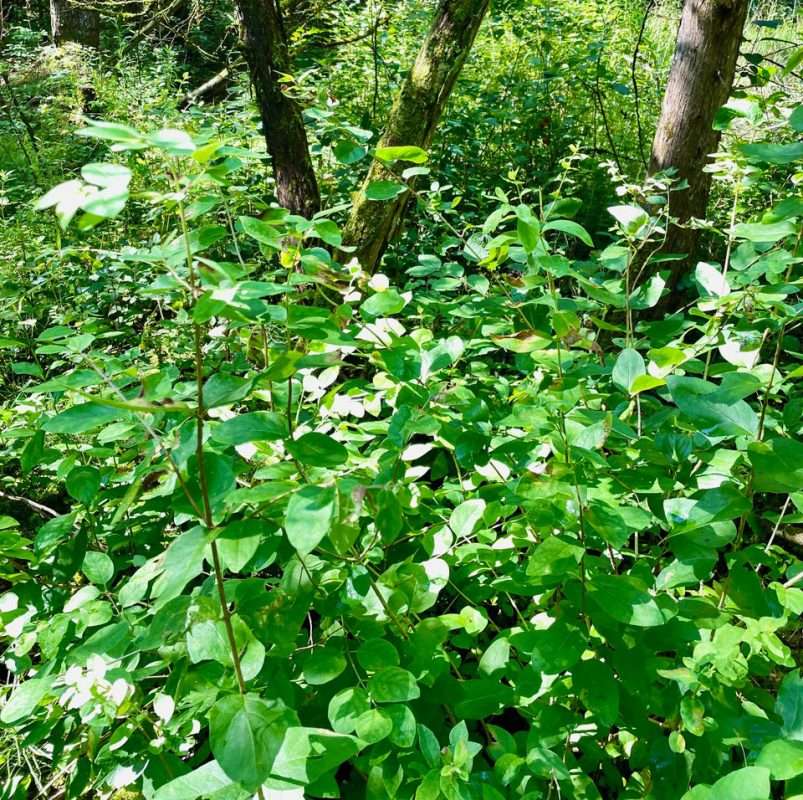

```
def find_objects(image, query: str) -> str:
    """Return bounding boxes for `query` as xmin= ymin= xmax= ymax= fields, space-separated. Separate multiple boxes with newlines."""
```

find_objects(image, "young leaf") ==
xmin=449 ymin=499 xmax=486 ymax=539
xmin=612 ymin=348 xmax=646 ymax=393
xmin=286 ymin=432 xmax=348 ymax=468
xmin=365 ymin=181 xmax=406 ymax=201
xmin=209 ymin=694 xmax=291 ymax=791
xmin=211 ymin=412 xmax=288 ymax=445
xmin=542 ymin=219 xmax=593 ymax=247
xmin=284 ymin=485 xmax=337 ymax=554
xmin=375 ymin=145 xmax=428 ymax=164
xmin=368 ymin=667 xmax=420 ymax=703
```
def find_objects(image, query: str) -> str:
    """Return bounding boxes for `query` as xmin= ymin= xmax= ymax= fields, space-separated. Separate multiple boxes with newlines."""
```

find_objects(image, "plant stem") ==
xmin=176 ymin=186 xmax=257 ymax=763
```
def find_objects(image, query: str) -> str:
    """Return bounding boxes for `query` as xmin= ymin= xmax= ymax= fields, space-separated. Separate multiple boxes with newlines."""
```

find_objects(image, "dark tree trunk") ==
xmin=648 ymin=0 xmax=748 ymax=289
xmin=342 ymin=0 xmax=490 ymax=273
xmin=50 ymin=0 xmax=100 ymax=46
xmin=234 ymin=0 xmax=321 ymax=219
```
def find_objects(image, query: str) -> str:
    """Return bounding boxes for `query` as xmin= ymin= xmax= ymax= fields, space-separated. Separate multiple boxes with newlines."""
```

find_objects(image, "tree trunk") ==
xmin=648 ymin=0 xmax=748 ymax=288
xmin=234 ymin=0 xmax=321 ymax=219
xmin=342 ymin=0 xmax=489 ymax=273
xmin=50 ymin=0 xmax=100 ymax=46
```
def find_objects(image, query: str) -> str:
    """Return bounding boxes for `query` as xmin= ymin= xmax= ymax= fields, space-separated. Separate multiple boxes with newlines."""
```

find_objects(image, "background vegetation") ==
xmin=0 ymin=1 xmax=802 ymax=799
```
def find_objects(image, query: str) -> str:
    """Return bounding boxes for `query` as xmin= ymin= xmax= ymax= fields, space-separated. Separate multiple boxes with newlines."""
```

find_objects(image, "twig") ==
xmin=179 ymin=60 xmax=244 ymax=109
xmin=630 ymin=0 xmax=654 ymax=172
xmin=0 ymin=489 xmax=59 ymax=518
xmin=783 ymin=570 xmax=803 ymax=589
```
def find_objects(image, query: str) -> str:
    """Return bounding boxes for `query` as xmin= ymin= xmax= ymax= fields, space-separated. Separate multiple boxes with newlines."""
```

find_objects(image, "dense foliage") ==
xmin=1 ymin=2 xmax=802 ymax=799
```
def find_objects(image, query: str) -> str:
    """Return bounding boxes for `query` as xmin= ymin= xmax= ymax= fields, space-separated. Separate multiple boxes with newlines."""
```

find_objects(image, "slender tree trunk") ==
xmin=648 ymin=0 xmax=748 ymax=289
xmin=234 ymin=0 xmax=321 ymax=219
xmin=50 ymin=0 xmax=100 ymax=46
xmin=342 ymin=0 xmax=489 ymax=273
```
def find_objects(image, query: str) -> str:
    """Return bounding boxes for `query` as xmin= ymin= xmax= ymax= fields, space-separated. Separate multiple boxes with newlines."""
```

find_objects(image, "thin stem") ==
xmin=757 ymin=322 xmax=785 ymax=441
xmin=758 ymin=495 xmax=791 ymax=568
xmin=175 ymin=181 xmax=259 ymax=795
xmin=286 ymin=376 xmax=294 ymax=435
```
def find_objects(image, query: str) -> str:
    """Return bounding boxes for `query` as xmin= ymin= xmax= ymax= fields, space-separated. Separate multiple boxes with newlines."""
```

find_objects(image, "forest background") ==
xmin=0 ymin=1 xmax=803 ymax=799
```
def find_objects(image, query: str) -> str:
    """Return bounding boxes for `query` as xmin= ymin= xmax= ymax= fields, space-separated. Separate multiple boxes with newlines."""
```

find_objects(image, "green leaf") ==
xmin=0 ymin=676 xmax=52 ymax=724
xmin=148 ymin=128 xmax=196 ymax=155
xmin=695 ymin=262 xmax=730 ymax=297
xmin=449 ymin=499 xmax=485 ymax=539
xmin=34 ymin=512 xmax=77 ymax=555
xmin=203 ymin=374 xmax=252 ymax=408
xmin=732 ymin=220 xmax=797 ymax=242
xmin=65 ymin=465 xmax=101 ymax=505
xmin=360 ymin=289 xmax=406 ymax=317
xmin=153 ymin=760 xmax=237 ymax=800
xmin=187 ymin=620 xmax=232 ymax=665
xmin=668 ymin=376 xmax=758 ymax=437
xmin=313 ymin=219 xmax=342 ymax=247
xmin=680 ymin=694 xmax=706 ymax=736
xmin=211 ymin=412 xmax=288 ymax=445
xmin=478 ymin=638 xmax=510 ymax=676
xmin=286 ymin=432 xmax=348 ymax=468
xmin=270 ymin=727 xmax=361 ymax=787
xmin=333 ymin=140 xmax=367 ymax=164
xmin=748 ymin=439 xmax=803 ymax=493
xmin=303 ymin=646 xmax=347 ymax=685
xmin=284 ymin=485 xmax=337 ymax=554
xmin=385 ymin=703 xmax=416 ymax=748
xmin=709 ymin=766 xmax=770 ymax=800
xmin=356 ymin=638 xmax=399 ymax=671
xmin=77 ymin=119 xmax=146 ymax=149
xmin=82 ymin=551 xmax=114 ymax=585
xmin=81 ymin=185 xmax=129 ymax=219
xmin=151 ymin=527 xmax=211 ymax=609
xmin=739 ymin=141 xmax=803 ymax=164
xmin=527 ymin=746 xmax=571 ymax=780
xmin=783 ymin=48 xmax=803 ymax=76
xmin=239 ymin=216 xmax=284 ymax=248
xmin=756 ymin=739 xmax=803 ymax=779
xmin=375 ymin=145 xmax=428 ymax=164
xmin=354 ymin=708 xmax=393 ymax=743
xmin=81 ymin=162 xmax=132 ymax=188
xmin=328 ymin=687 xmax=370 ymax=734
xmin=216 ymin=520 xmax=263 ymax=573
xmin=608 ymin=204 xmax=649 ymax=235
xmin=542 ymin=219 xmax=593 ymax=246
xmin=515 ymin=205 xmax=541 ymax=252
xmin=365 ymin=181 xmax=406 ymax=201
xmin=174 ymin=452 xmax=236 ymax=519
xmin=612 ymin=348 xmax=646 ymax=393
xmin=776 ymin=669 xmax=803 ymax=740
xmin=454 ymin=678 xmax=514 ymax=719
xmin=209 ymin=694 xmax=292 ymax=791
xmin=527 ymin=536 xmax=584 ymax=583
xmin=368 ymin=667 xmax=420 ymax=703
xmin=630 ymin=374 xmax=666 ymax=394
xmin=572 ymin=660 xmax=619 ymax=726
xmin=588 ymin=574 xmax=670 ymax=627
xmin=43 ymin=403 xmax=122 ymax=434
xmin=790 ymin=105 xmax=803 ymax=133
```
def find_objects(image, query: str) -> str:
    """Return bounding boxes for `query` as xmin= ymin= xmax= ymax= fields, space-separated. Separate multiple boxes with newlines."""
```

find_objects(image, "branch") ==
xmin=179 ymin=60 xmax=244 ymax=109
xmin=631 ymin=0 xmax=654 ymax=172
xmin=0 ymin=489 xmax=59 ymax=518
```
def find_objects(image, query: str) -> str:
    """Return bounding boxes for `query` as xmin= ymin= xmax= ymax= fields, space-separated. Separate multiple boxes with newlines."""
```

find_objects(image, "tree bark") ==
xmin=234 ymin=0 xmax=321 ymax=219
xmin=50 ymin=0 xmax=100 ymax=46
xmin=342 ymin=0 xmax=489 ymax=273
xmin=648 ymin=0 xmax=748 ymax=288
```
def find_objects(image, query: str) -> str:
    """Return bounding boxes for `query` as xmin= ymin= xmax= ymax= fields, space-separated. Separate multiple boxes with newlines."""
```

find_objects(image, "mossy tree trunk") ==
xmin=235 ymin=0 xmax=320 ymax=218
xmin=648 ymin=0 xmax=748 ymax=289
xmin=342 ymin=0 xmax=489 ymax=273
xmin=50 ymin=0 xmax=100 ymax=46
